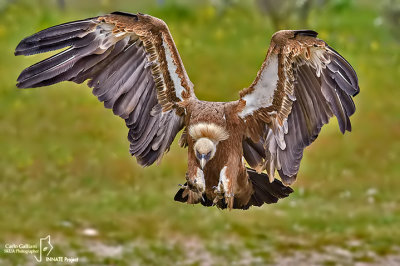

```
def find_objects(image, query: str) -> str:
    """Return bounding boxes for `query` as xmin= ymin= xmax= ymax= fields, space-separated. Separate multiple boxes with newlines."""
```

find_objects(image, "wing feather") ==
xmin=239 ymin=30 xmax=359 ymax=184
xmin=15 ymin=12 xmax=195 ymax=166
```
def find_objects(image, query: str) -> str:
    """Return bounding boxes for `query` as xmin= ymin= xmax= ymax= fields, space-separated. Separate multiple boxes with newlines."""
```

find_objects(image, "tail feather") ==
xmin=174 ymin=186 xmax=188 ymax=203
xmin=246 ymin=168 xmax=293 ymax=208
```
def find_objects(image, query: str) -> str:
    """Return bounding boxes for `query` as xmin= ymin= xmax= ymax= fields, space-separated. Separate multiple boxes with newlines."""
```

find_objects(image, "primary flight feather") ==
xmin=15 ymin=12 xmax=359 ymax=210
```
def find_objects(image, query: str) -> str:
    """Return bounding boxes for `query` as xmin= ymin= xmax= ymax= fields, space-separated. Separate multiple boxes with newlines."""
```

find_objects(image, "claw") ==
xmin=212 ymin=185 xmax=218 ymax=193
xmin=212 ymin=188 xmax=224 ymax=206
xmin=212 ymin=196 xmax=220 ymax=206
xmin=201 ymin=195 xmax=206 ymax=202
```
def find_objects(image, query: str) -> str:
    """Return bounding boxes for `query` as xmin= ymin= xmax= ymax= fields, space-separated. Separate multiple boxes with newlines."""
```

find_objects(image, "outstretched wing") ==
xmin=15 ymin=12 xmax=195 ymax=166
xmin=239 ymin=30 xmax=359 ymax=185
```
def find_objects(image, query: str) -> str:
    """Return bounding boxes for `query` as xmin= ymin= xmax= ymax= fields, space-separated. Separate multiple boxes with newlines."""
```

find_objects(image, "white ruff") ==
xmin=162 ymin=37 xmax=185 ymax=101
xmin=188 ymin=123 xmax=229 ymax=142
xmin=239 ymin=53 xmax=279 ymax=118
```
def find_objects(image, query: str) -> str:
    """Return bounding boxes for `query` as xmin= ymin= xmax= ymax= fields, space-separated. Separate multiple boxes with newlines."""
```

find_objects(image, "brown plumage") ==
xmin=15 ymin=13 xmax=359 ymax=210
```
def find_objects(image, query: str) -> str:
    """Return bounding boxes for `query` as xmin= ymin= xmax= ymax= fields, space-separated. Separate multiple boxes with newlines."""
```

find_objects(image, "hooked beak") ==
xmin=200 ymin=155 xmax=206 ymax=169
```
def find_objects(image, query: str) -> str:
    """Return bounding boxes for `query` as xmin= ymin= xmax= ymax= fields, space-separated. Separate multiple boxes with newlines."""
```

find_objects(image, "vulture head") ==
xmin=194 ymin=138 xmax=216 ymax=169
xmin=189 ymin=123 xmax=230 ymax=169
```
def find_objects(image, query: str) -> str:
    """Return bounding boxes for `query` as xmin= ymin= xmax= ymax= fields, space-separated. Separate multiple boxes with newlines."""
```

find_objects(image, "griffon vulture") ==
xmin=15 ymin=12 xmax=359 ymax=210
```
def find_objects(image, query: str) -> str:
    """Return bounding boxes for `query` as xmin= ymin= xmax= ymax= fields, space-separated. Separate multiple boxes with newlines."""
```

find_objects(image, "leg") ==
xmin=213 ymin=165 xmax=235 ymax=209
xmin=186 ymin=167 xmax=206 ymax=193
xmin=177 ymin=167 xmax=205 ymax=205
xmin=213 ymin=157 xmax=253 ymax=209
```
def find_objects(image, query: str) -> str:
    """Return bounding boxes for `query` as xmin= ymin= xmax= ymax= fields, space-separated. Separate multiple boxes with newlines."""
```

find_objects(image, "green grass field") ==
xmin=1 ymin=0 xmax=399 ymax=265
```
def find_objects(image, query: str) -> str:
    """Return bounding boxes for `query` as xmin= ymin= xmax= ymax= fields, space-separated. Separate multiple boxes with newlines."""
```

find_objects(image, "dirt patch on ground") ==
xmin=274 ymin=247 xmax=400 ymax=266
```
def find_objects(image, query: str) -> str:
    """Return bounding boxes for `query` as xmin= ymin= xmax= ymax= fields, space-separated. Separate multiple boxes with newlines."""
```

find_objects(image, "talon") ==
xmin=178 ymin=184 xmax=189 ymax=190
xmin=186 ymin=178 xmax=197 ymax=189
xmin=212 ymin=197 xmax=220 ymax=206
xmin=213 ymin=185 xmax=224 ymax=195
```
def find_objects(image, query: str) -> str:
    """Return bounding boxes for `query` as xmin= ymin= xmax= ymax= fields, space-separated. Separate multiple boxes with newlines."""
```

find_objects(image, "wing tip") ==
xmin=352 ymin=86 xmax=360 ymax=97
xmin=15 ymin=81 xmax=36 ymax=89
xmin=14 ymin=49 xmax=22 ymax=56
xmin=15 ymin=40 xmax=28 ymax=56
xmin=327 ymin=45 xmax=360 ymax=98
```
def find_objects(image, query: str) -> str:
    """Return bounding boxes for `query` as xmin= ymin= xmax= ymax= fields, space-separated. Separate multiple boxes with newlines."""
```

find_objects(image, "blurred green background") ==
xmin=1 ymin=0 xmax=399 ymax=265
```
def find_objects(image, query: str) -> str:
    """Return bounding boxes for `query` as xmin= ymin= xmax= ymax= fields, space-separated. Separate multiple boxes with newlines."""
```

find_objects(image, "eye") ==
xmin=205 ymin=151 xmax=212 ymax=160
xmin=196 ymin=151 xmax=201 ymax=159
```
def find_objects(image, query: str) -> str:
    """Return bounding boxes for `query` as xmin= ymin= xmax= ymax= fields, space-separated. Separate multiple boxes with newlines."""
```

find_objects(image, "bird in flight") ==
xmin=15 ymin=12 xmax=359 ymax=210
